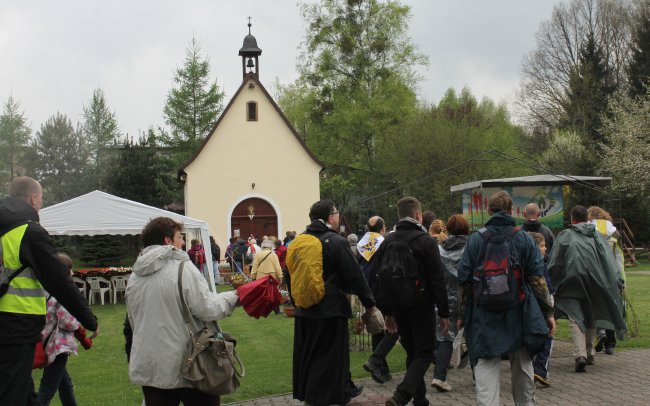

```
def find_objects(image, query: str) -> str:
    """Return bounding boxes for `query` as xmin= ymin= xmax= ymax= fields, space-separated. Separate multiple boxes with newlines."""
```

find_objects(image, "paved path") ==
xmin=225 ymin=340 xmax=650 ymax=405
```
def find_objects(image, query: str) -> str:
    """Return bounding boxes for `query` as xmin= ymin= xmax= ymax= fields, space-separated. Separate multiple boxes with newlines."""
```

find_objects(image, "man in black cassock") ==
xmin=289 ymin=199 xmax=378 ymax=405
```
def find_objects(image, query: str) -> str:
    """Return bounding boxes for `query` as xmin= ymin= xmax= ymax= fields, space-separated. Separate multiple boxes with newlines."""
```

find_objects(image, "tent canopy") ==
xmin=40 ymin=190 xmax=208 ymax=236
xmin=39 ymin=190 xmax=216 ymax=289
xmin=450 ymin=175 xmax=612 ymax=193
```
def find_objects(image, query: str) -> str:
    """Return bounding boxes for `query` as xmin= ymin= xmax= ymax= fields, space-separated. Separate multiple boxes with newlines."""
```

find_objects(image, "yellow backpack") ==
xmin=286 ymin=232 xmax=333 ymax=309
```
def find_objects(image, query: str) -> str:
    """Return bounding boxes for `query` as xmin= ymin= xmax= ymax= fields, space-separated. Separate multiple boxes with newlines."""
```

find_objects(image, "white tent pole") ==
xmin=200 ymin=227 xmax=216 ymax=292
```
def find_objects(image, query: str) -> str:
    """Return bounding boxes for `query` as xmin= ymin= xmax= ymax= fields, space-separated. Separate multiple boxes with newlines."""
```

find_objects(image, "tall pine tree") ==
xmin=560 ymin=32 xmax=616 ymax=172
xmin=106 ymin=130 xmax=176 ymax=208
xmin=28 ymin=113 xmax=91 ymax=204
xmin=82 ymin=88 xmax=120 ymax=190
xmin=162 ymin=38 xmax=225 ymax=165
xmin=0 ymin=95 xmax=31 ymax=189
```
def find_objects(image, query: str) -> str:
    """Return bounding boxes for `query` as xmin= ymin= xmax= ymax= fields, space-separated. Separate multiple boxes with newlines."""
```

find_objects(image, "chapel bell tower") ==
xmin=239 ymin=17 xmax=262 ymax=80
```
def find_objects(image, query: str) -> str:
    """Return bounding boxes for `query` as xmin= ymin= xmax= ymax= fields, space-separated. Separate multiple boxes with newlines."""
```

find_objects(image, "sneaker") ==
xmin=363 ymin=362 xmax=390 ymax=384
xmin=431 ymin=378 xmax=452 ymax=392
xmin=575 ymin=356 xmax=587 ymax=372
xmin=605 ymin=347 xmax=615 ymax=355
xmin=595 ymin=335 xmax=606 ymax=352
xmin=586 ymin=354 xmax=595 ymax=365
xmin=534 ymin=373 xmax=551 ymax=387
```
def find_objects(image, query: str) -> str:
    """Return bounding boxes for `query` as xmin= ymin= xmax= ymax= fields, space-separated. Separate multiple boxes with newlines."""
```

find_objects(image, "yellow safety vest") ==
xmin=0 ymin=224 xmax=46 ymax=315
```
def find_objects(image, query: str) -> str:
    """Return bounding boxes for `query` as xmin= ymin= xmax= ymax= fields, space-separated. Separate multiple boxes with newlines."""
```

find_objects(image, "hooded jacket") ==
xmin=548 ymin=222 xmax=626 ymax=333
xmin=522 ymin=219 xmax=555 ymax=255
xmin=437 ymin=235 xmax=467 ymax=340
xmin=126 ymin=245 xmax=238 ymax=389
xmin=458 ymin=211 xmax=551 ymax=361
xmin=0 ymin=197 xmax=96 ymax=344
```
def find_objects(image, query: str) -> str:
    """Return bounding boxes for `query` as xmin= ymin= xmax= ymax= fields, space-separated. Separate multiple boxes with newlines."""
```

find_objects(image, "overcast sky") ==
xmin=0 ymin=0 xmax=559 ymax=139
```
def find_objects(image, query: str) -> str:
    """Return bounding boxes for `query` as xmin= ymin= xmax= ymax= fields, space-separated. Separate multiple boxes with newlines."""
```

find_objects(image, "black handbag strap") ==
xmin=258 ymin=251 xmax=273 ymax=266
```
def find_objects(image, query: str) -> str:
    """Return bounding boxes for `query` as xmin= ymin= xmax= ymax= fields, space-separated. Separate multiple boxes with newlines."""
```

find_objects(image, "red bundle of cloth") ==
xmin=236 ymin=275 xmax=282 ymax=318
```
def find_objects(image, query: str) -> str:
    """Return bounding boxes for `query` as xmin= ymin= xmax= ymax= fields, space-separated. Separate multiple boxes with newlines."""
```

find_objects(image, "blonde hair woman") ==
xmin=429 ymin=219 xmax=448 ymax=243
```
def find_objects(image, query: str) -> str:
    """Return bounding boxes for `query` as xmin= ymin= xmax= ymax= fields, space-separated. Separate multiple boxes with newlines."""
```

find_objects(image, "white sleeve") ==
xmin=181 ymin=262 xmax=238 ymax=322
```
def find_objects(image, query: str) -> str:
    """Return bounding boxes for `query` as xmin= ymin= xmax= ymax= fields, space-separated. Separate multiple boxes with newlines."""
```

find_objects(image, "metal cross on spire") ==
xmin=247 ymin=16 xmax=252 ymax=34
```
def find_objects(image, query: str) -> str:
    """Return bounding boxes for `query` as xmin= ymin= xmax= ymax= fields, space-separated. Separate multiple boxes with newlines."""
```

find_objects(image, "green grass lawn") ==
xmin=32 ymin=297 xmax=406 ymax=405
xmin=33 ymin=260 xmax=650 ymax=405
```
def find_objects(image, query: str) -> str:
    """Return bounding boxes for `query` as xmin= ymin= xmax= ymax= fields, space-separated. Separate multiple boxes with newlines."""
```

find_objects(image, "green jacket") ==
xmin=547 ymin=222 xmax=626 ymax=333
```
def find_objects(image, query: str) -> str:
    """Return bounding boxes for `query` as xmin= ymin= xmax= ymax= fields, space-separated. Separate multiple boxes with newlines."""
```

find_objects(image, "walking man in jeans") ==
xmin=359 ymin=215 xmax=399 ymax=383
xmin=370 ymin=197 xmax=450 ymax=406
xmin=458 ymin=191 xmax=555 ymax=405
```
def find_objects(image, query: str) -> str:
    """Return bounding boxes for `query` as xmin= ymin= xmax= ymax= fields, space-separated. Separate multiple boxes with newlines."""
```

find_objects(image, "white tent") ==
xmin=39 ymin=190 xmax=216 ymax=291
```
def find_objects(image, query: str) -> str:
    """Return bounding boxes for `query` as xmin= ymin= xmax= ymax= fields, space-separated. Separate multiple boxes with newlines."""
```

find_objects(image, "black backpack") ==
xmin=375 ymin=233 xmax=427 ymax=309
xmin=473 ymin=227 xmax=524 ymax=312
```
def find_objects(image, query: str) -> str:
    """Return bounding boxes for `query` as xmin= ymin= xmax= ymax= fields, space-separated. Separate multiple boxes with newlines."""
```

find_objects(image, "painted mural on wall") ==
xmin=462 ymin=185 xmax=564 ymax=229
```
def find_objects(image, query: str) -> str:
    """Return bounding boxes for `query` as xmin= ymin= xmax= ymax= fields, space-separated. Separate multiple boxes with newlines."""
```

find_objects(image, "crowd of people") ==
xmin=288 ymin=194 xmax=625 ymax=406
xmin=0 ymin=175 xmax=628 ymax=406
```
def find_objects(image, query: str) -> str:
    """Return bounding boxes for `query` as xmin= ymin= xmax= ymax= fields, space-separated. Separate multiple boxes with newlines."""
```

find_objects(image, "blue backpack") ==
xmin=473 ymin=227 xmax=524 ymax=311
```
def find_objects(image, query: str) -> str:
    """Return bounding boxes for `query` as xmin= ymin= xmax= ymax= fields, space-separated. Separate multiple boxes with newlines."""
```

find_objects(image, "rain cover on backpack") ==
xmin=473 ymin=227 xmax=524 ymax=311
xmin=286 ymin=232 xmax=333 ymax=309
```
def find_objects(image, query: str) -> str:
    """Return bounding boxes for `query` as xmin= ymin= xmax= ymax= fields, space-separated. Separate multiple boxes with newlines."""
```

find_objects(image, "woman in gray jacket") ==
xmin=431 ymin=214 xmax=469 ymax=393
xmin=126 ymin=217 xmax=239 ymax=406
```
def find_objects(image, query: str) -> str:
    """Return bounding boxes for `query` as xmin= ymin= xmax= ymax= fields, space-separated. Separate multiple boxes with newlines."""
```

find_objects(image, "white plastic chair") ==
xmin=110 ymin=276 xmax=128 ymax=304
xmin=86 ymin=277 xmax=112 ymax=305
xmin=72 ymin=277 xmax=86 ymax=300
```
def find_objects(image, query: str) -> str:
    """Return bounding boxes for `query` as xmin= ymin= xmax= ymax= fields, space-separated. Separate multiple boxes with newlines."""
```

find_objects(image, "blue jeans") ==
xmin=234 ymin=261 xmax=244 ymax=274
xmin=433 ymin=340 xmax=453 ymax=381
xmin=38 ymin=353 xmax=78 ymax=406
xmin=533 ymin=337 xmax=554 ymax=378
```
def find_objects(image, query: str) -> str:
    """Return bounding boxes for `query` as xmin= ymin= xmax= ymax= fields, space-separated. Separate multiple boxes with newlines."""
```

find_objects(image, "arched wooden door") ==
xmin=231 ymin=198 xmax=278 ymax=239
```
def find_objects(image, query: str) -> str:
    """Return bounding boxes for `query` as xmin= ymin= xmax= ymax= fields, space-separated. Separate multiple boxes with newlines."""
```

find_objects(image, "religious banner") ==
xmin=462 ymin=185 xmax=564 ymax=229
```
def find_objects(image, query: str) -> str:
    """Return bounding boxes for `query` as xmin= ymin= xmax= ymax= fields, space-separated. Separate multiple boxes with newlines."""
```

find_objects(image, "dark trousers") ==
xmin=369 ymin=331 xmax=399 ymax=375
xmin=394 ymin=306 xmax=435 ymax=404
xmin=598 ymin=328 xmax=617 ymax=349
xmin=0 ymin=342 xmax=39 ymax=406
xmin=38 ymin=353 xmax=77 ymax=406
xmin=142 ymin=386 xmax=220 ymax=406
xmin=533 ymin=337 xmax=554 ymax=378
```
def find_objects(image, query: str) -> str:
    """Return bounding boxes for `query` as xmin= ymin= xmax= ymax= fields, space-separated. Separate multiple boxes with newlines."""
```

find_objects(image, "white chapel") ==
xmin=179 ymin=23 xmax=323 ymax=253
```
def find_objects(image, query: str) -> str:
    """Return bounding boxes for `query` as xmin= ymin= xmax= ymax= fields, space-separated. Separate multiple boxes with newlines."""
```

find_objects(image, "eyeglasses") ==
xmin=330 ymin=211 xmax=339 ymax=215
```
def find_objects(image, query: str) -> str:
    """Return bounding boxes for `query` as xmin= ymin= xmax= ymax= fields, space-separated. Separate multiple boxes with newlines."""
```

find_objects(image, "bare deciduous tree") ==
xmin=516 ymin=0 xmax=632 ymax=135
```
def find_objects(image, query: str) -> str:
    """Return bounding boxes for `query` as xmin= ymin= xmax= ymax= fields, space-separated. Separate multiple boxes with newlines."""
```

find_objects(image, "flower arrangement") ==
xmin=230 ymin=273 xmax=248 ymax=288
xmin=108 ymin=267 xmax=133 ymax=273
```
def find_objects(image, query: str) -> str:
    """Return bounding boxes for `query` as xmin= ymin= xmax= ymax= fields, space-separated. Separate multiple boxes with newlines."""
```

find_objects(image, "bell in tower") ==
xmin=238 ymin=17 xmax=262 ymax=80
